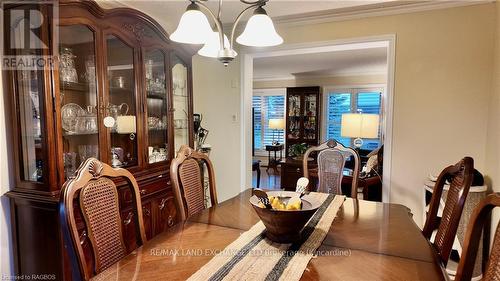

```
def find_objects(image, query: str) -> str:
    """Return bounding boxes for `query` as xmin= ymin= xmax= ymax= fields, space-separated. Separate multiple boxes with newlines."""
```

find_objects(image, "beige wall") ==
xmin=193 ymin=4 xmax=497 ymax=225
xmin=192 ymin=55 xmax=243 ymax=202
xmin=270 ymin=4 xmax=496 ymax=226
xmin=253 ymin=74 xmax=386 ymax=89
xmin=486 ymin=2 xmax=500 ymax=237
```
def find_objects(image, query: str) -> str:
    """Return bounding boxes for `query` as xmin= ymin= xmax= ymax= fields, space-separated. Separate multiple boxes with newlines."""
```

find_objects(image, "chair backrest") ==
xmin=303 ymin=139 xmax=360 ymax=198
xmin=59 ymin=158 xmax=146 ymax=281
xmin=454 ymin=193 xmax=500 ymax=281
xmin=422 ymin=157 xmax=474 ymax=266
xmin=170 ymin=145 xmax=218 ymax=221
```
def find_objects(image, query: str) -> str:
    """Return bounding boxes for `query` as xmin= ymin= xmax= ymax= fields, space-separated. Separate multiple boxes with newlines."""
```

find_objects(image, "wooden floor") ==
xmin=252 ymin=166 xmax=281 ymax=190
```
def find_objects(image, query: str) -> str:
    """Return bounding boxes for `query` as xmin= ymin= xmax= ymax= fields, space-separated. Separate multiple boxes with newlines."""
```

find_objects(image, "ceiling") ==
xmin=253 ymin=46 xmax=387 ymax=80
xmin=97 ymin=0 xmax=401 ymax=34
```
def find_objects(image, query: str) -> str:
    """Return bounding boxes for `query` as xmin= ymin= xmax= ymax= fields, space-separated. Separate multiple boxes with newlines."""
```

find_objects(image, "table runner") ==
xmin=188 ymin=193 xmax=345 ymax=281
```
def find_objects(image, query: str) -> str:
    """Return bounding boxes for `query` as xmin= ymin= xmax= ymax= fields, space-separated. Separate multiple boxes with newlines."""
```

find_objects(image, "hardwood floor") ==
xmin=252 ymin=166 xmax=281 ymax=190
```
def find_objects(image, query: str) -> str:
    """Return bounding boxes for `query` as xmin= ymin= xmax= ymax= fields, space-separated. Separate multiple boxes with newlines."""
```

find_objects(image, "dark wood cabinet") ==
xmin=285 ymin=87 xmax=321 ymax=157
xmin=3 ymin=1 xmax=194 ymax=279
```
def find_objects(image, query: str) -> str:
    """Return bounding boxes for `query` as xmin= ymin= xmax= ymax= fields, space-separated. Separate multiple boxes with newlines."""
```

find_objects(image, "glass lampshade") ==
xmin=198 ymin=31 xmax=233 ymax=58
xmin=170 ymin=3 xmax=212 ymax=44
xmin=236 ymin=6 xmax=283 ymax=47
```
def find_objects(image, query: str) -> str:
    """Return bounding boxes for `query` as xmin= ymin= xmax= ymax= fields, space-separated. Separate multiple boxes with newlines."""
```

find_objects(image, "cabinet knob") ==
xmin=140 ymin=189 xmax=147 ymax=195
xmin=296 ymin=168 xmax=301 ymax=172
xmin=123 ymin=212 xmax=134 ymax=225
xmin=167 ymin=215 xmax=174 ymax=227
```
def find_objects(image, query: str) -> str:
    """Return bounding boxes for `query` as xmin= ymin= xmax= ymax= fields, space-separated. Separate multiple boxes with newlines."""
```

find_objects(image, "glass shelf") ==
xmin=145 ymin=49 xmax=168 ymax=164
xmin=59 ymin=24 xmax=99 ymax=180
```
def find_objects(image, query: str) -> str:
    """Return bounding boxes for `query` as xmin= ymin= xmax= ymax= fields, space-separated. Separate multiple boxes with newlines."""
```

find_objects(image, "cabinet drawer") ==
xmin=120 ymin=175 xmax=171 ymax=207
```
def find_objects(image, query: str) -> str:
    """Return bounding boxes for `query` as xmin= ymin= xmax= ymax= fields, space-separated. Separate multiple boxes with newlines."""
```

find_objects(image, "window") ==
xmin=325 ymin=88 xmax=383 ymax=150
xmin=253 ymin=90 xmax=285 ymax=153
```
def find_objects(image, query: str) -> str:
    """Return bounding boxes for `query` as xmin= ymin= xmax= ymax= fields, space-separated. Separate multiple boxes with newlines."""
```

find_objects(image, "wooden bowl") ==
xmin=250 ymin=191 xmax=321 ymax=243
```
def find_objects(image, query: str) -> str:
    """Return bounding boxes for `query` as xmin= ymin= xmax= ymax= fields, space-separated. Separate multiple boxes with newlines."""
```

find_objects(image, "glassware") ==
xmin=145 ymin=49 xmax=168 ymax=162
xmin=59 ymin=47 xmax=78 ymax=83
xmin=61 ymin=103 xmax=83 ymax=133
xmin=75 ymin=106 xmax=98 ymax=134
xmin=59 ymin=25 xmax=100 ymax=180
xmin=78 ymin=145 xmax=98 ymax=163
xmin=172 ymin=55 xmax=189 ymax=153
xmin=64 ymin=152 xmax=77 ymax=179
xmin=108 ymin=35 xmax=138 ymax=168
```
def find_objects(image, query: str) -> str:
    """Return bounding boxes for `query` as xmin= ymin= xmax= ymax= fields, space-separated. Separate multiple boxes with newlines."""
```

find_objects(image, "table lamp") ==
xmin=341 ymin=113 xmax=379 ymax=148
xmin=268 ymin=118 xmax=284 ymax=145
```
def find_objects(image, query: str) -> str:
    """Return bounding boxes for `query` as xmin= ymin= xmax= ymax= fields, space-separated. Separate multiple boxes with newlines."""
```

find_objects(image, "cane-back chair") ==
xmin=422 ymin=157 xmax=474 ymax=266
xmin=303 ymin=139 xmax=360 ymax=198
xmin=455 ymin=193 xmax=500 ymax=281
xmin=170 ymin=145 xmax=218 ymax=221
xmin=59 ymin=158 xmax=146 ymax=280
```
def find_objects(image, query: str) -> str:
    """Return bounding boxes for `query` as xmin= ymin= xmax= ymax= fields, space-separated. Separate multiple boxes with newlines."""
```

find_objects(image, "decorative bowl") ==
xmin=250 ymin=190 xmax=321 ymax=243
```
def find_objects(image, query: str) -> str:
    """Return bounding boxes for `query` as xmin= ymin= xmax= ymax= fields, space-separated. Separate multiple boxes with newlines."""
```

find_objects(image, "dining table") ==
xmin=93 ymin=189 xmax=447 ymax=281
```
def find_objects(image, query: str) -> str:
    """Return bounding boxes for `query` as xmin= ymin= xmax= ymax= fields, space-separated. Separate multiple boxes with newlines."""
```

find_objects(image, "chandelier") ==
xmin=170 ymin=0 xmax=283 ymax=66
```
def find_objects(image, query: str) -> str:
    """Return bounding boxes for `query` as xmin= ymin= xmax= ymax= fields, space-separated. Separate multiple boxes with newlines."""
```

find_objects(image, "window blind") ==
xmin=326 ymin=90 xmax=382 ymax=151
xmin=252 ymin=94 xmax=285 ymax=152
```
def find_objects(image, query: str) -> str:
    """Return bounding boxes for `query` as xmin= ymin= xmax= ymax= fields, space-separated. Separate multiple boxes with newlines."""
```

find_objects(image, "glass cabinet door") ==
xmin=9 ymin=7 xmax=48 ymax=183
xmin=59 ymin=25 xmax=99 ymax=180
xmin=106 ymin=35 xmax=138 ymax=168
xmin=287 ymin=94 xmax=301 ymax=140
xmin=171 ymin=55 xmax=189 ymax=152
xmin=303 ymin=94 xmax=317 ymax=140
xmin=145 ymin=50 xmax=168 ymax=164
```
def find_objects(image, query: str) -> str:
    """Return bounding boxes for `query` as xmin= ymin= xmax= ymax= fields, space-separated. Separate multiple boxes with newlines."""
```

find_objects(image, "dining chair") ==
xmin=454 ymin=193 xmax=500 ymax=281
xmin=170 ymin=145 xmax=218 ymax=221
xmin=422 ymin=157 xmax=474 ymax=266
xmin=59 ymin=158 xmax=146 ymax=281
xmin=303 ymin=139 xmax=360 ymax=198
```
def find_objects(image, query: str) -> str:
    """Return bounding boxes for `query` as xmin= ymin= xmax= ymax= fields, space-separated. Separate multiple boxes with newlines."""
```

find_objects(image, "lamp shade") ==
xmin=198 ymin=31 xmax=233 ymax=58
xmin=236 ymin=7 xmax=283 ymax=47
xmin=170 ymin=3 xmax=212 ymax=44
xmin=341 ymin=113 xmax=379 ymax=138
xmin=268 ymin=118 xmax=285 ymax=130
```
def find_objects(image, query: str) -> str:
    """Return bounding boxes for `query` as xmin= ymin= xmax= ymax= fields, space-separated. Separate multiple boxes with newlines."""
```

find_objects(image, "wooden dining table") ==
xmin=94 ymin=189 xmax=447 ymax=281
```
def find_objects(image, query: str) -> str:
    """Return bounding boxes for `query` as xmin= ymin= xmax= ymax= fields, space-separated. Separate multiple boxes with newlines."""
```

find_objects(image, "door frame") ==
xmin=240 ymin=34 xmax=396 ymax=202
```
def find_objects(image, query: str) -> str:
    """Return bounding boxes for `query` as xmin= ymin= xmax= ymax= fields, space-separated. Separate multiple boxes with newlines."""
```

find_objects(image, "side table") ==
xmin=265 ymin=144 xmax=284 ymax=174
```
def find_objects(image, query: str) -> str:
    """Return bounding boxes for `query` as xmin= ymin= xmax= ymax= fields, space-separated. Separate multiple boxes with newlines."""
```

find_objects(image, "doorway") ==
xmin=241 ymin=35 xmax=396 ymax=202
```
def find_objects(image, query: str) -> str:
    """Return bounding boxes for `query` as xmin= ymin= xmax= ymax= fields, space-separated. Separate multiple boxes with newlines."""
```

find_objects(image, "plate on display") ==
xmin=61 ymin=103 xmax=83 ymax=133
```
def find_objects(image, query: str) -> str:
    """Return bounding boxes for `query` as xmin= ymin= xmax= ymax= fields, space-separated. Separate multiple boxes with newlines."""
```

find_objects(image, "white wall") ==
xmin=192 ymin=55 xmax=243 ymax=202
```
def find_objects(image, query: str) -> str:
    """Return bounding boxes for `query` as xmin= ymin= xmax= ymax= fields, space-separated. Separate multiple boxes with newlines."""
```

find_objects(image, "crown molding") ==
xmin=224 ymin=0 xmax=492 ymax=31
xmin=253 ymin=71 xmax=387 ymax=83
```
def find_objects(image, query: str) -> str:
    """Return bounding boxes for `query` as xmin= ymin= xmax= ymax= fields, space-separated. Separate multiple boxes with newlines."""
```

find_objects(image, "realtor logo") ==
xmin=1 ymin=1 xmax=58 ymax=70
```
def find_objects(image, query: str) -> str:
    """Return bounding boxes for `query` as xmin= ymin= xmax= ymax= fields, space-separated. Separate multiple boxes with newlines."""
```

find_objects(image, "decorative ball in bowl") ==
xmin=250 ymin=190 xmax=321 ymax=243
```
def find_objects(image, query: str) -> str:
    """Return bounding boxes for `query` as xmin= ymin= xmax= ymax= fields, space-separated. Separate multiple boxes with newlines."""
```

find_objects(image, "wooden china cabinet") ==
xmin=3 ymin=1 xmax=194 ymax=279
xmin=285 ymin=86 xmax=321 ymax=157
